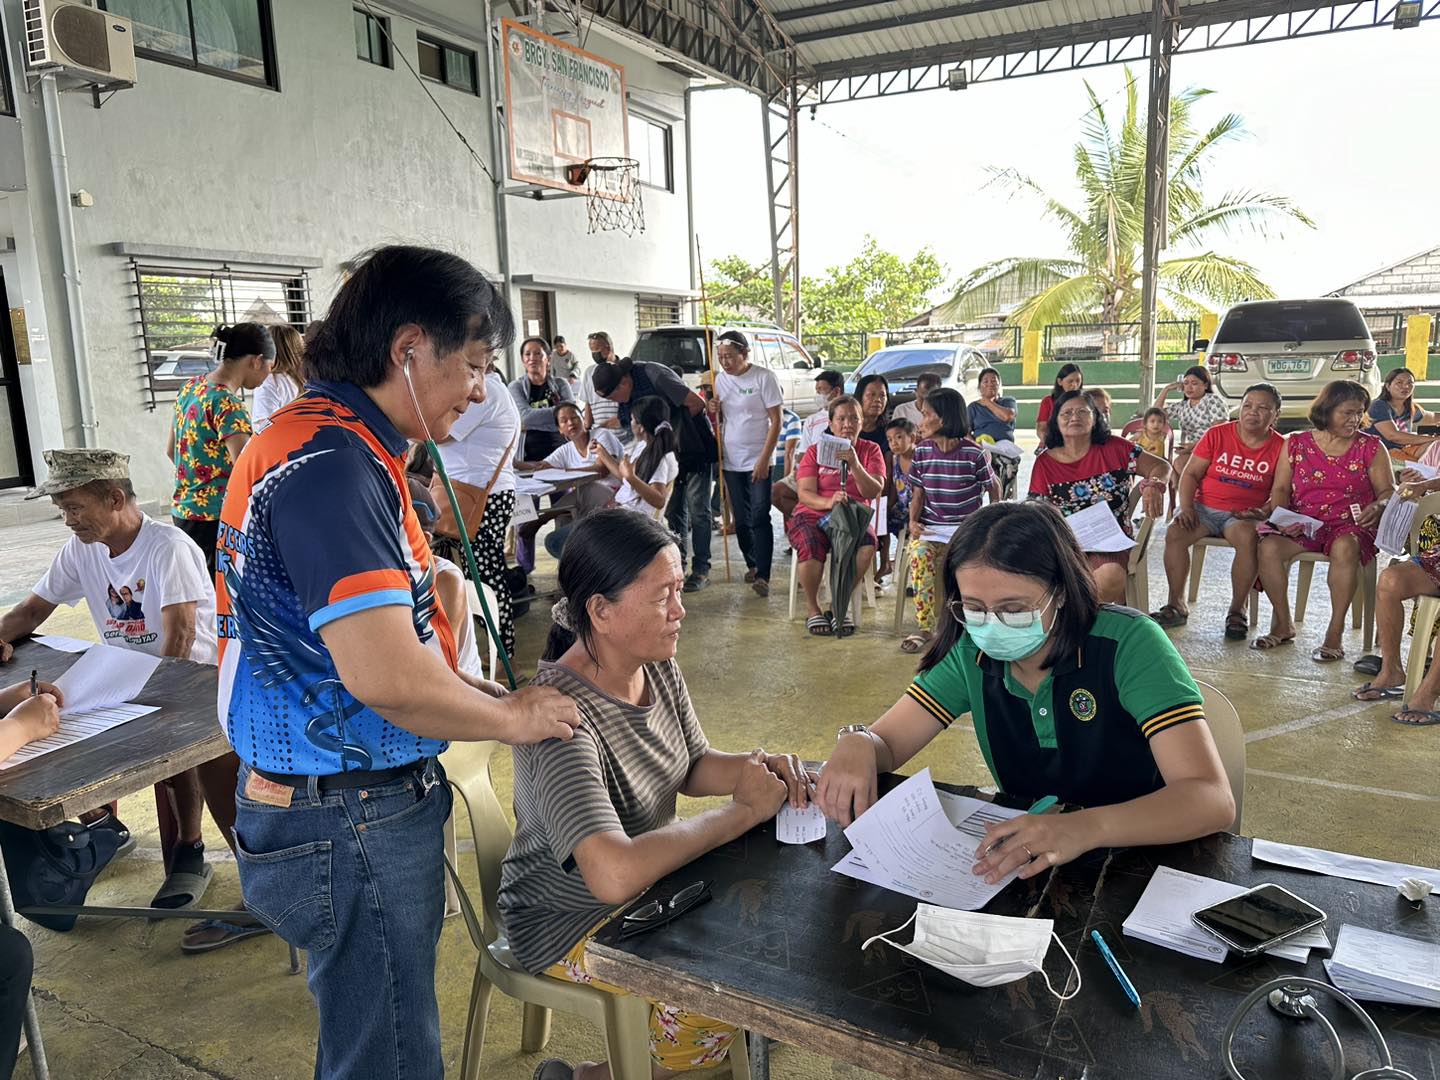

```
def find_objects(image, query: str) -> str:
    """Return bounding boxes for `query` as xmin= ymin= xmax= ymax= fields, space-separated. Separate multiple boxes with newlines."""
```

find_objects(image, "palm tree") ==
xmin=938 ymin=68 xmax=1313 ymax=337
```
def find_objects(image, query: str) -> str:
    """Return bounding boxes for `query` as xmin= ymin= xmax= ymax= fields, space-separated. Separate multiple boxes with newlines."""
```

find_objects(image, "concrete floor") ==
xmin=7 ymin=484 xmax=1438 ymax=1080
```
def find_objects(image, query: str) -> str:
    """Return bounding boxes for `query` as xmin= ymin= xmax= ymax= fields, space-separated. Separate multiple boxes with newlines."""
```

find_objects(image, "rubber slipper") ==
xmin=533 ymin=1060 xmax=576 ymax=1080
xmin=150 ymin=862 xmax=214 ymax=911
xmin=1150 ymin=604 xmax=1189 ymax=629
xmin=1223 ymin=611 xmax=1248 ymax=641
xmin=806 ymin=615 xmax=833 ymax=637
xmin=1353 ymin=654 xmax=1382 ymax=676
xmin=179 ymin=918 xmax=271 ymax=954
xmin=837 ymin=614 xmax=857 ymax=638
xmin=1353 ymin=682 xmax=1405 ymax=701
xmin=1311 ymin=646 xmax=1345 ymax=663
xmin=1391 ymin=708 xmax=1440 ymax=727
xmin=900 ymin=634 xmax=929 ymax=654
xmin=1250 ymin=634 xmax=1296 ymax=651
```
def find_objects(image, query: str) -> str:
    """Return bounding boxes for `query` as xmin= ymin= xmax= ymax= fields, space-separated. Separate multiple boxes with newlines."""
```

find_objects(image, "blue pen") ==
xmin=1091 ymin=930 xmax=1142 ymax=1009
xmin=1027 ymin=795 xmax=1058 ymax=814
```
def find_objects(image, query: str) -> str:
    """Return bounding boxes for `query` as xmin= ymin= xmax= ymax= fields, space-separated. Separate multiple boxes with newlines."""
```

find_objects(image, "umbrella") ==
xmin=823 ymin=464 xmax=875 ymax=634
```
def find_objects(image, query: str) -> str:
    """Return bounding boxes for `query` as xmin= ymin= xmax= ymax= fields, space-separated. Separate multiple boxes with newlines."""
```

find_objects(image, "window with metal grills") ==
xmin=128 ymin=261 xmax=311 ymax=409
xmin=636 ymin=295 xmax=682 ymax=330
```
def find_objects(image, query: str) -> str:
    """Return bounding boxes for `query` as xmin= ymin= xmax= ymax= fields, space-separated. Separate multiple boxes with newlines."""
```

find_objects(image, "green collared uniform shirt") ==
xmin=906 ymin=606 xmax=1205 ymax=807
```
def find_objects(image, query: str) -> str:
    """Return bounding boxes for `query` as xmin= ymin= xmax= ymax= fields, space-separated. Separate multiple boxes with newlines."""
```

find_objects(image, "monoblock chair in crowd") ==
xmin=1123 ymin=486 xmax=1158 ymax=613
xmin=1185 ymin=540 xmax=1262 ymax=627
xmin=1402 ymin=493 xmax=1440 ymax=702
xmin=785 ymin=534 xmax=881 ymax=626
xmin=1196 ymin=681 xmax=1246 ymax=833
xmin=1290 ymin=553 xmax=1376 ymax=653
xmin=440 ymin=739 xmax=752 ymax=1080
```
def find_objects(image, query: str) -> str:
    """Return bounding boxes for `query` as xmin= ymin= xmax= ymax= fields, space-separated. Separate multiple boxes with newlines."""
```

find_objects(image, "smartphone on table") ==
xmin=1191 ymin=884 xmax=1326 ymax=956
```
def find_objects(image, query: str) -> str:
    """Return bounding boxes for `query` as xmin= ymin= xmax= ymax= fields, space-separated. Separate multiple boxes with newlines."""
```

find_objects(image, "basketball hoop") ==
xmin=565 ymin=156 xmax=645 ymax=236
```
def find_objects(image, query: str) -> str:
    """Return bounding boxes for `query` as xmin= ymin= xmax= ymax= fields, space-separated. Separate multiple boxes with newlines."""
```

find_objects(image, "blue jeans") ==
xmin=723 ymin=469 xmax=774 ymax=581
xmin=233 ymin=760 xmax=452 ymax=1080
xmin=666 ymin=462 xmax=714 ymax=577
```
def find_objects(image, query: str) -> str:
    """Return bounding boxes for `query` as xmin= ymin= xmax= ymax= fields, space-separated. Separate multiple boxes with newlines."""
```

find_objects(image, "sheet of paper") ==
xmin=1404 ymin=460 xmax=1439 ymax=480
xmin=1252 ymin=838 xmax=1440 ymax=891
xmin=1376 ymin=496 xmax=1419 ymax=557
xmin=514 ymin=477 xmax=555 ymax=497
xmin=919 ymin=524 xmax=958 ymax=545
xmin=1122 ymin=865 xmax=1329 ymax=964
xmin=816 ymin=434 xmax=851 ymax=469
xmin=1325 ymin=925 xmax=1440 ymax=1007
xmin=834 ymin=769 xmax=1026 ymax=911
xmin=510 ymin=497 xmax=539 ymax=526
xmin=1267 ymin=506 xmax=1324 ymax=538
xmin=1063 ymin=500 xmax=1136 ymax=553
xmin=989 ymin=439 xmax=1023 ymax=460
xmin=531 ymin=468 xmax=599 ymax=484
xmin=0 ymin=703 xmax=159 ymax=770
xmin=776 ymin=803 xmax=828 ymax=844
xmin=52 ymin=644 xmax=161 ymax=716
xmin=32 ymin=635 xmax=95 ymax=653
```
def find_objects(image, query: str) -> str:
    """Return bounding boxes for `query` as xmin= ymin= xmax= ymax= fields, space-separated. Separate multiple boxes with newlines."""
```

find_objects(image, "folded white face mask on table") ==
xmin=862 ymin=906 xmax=1081 ymax=1001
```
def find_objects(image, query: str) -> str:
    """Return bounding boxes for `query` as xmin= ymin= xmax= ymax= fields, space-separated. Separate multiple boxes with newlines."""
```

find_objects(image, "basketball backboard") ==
xmin=501 ymin=20 xmax=629 ymax=197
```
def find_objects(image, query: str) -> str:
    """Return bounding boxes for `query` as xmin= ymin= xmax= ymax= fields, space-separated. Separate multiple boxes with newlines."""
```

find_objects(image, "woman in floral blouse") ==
xmin=1029 ymin=389 xmax=1170 ymax=604
xmin=167 ymin=323 xmax=273 ymax=572
xmin=1154 ymin=364 xmax=1231 ymax=489
xmin=1252 ymin=381 xmax=1393 ymax=662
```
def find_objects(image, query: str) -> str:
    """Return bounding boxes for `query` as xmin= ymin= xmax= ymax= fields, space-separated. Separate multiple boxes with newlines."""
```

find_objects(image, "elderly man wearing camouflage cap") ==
xmin=0 ymin=449 xmax=264 ymax=952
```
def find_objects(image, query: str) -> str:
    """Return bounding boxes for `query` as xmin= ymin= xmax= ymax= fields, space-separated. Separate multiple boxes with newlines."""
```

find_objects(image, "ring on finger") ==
xmin=1022 ymin=844 xmax=1035 ymax=861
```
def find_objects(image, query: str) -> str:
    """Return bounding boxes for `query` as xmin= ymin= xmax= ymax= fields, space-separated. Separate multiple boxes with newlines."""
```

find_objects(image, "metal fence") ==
xmin=1361 ymin=309 xmax=1440 ymax=353
xmin=1042 ymin=320 xmax=1197 ymax=363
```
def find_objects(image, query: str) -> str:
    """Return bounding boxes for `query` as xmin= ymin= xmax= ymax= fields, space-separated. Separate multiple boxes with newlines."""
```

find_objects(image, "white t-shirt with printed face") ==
xmin=715 ymin=364 xmax=784 ymax=472
xmin=615 ymin=440 xmax=679 ymax=520
xmin=33 ymin=516 xmax=218 ymax=664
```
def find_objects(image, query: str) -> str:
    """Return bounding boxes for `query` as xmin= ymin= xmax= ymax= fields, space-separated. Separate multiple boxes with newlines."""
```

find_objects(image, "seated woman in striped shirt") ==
xmin=816 ymin=501 xmax=1235 ymax=882
xmin=498 ymin=510 xmax=811 ymax=1080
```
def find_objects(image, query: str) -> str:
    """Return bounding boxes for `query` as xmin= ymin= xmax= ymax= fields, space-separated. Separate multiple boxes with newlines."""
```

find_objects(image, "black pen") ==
xmin=30 ymin=669 xmax=39 ymax=697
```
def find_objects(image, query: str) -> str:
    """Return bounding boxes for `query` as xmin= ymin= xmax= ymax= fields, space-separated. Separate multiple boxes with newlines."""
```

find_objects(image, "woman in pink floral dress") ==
xmin=1252 ymin=381 xmax=1394 ymax=661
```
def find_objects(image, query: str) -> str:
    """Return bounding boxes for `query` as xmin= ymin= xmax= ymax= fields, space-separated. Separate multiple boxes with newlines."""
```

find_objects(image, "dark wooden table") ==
xmin=0 ymin=639 xmax=268 ymax=1080
xmin=585 ymin=777 xmax=1440 ymax=1080
xmin=0 ymin=639 xmax=229 ymax=830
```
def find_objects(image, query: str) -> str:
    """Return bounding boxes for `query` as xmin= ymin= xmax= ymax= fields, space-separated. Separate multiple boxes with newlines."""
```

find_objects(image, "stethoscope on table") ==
xmin=1221 ymin=977 xmax=1417 ymax=1080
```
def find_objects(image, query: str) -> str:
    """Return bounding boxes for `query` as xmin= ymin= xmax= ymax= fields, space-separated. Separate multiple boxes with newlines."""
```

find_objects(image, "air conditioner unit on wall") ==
xmin=22 ymin=0 xmax=137 ymax=87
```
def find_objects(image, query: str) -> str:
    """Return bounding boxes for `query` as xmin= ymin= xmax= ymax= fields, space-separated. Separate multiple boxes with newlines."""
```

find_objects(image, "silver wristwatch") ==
xmin=837 ymin=723 xmax=870 ymax=739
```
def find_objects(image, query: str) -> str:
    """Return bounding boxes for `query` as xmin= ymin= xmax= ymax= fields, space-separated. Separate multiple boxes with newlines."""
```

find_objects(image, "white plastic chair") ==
xmin=439 ymin=740 xmax=754 ymax=1080
xmin=1185 ymin=537 xmax=1262 ymax=626
xmin=1400 ymin=494 xmax=1440 ymax=702
xmin=1196 ymin=681 xmax=1246 ymax=833
xmin=1291 ymin=553 xmax=1376 ymax=652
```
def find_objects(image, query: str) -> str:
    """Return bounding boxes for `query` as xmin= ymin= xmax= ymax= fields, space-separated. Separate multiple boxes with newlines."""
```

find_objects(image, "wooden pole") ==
xmin=696 ymin=238 xmax=733 ymax=584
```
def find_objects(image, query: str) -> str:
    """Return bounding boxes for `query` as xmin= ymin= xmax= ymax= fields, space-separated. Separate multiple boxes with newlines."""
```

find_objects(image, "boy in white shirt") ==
xmin=0 ymin=449 xmax=261 ymax=950
xmin=713 ymin=331 xmax=783 ymax=596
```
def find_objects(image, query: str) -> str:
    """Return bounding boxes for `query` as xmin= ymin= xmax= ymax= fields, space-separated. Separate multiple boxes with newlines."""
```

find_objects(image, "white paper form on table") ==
xmin=531 ymin=468 xmax=600 ymax=484
xmin=1062 ymin=500 xmax=1136 ymax=553
xmin=833 ymin=768 xmax=1028 ymax=910
xmin=776 ymin=803 xmax=828 ymax=844
xmin=33 ymin=635 xmax=95 ymax=653
xmin=52 ymin=643 xmax=161 ymax=716
xmin=1252 ymin=838 xmax=1440 ymax=891
xmin=1266 ymin=506 xmax=1324 ymax=538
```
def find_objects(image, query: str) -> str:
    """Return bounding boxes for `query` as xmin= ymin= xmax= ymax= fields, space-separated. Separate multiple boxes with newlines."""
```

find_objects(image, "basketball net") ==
xmin=565 ymin=157 xmax=645 ymax=236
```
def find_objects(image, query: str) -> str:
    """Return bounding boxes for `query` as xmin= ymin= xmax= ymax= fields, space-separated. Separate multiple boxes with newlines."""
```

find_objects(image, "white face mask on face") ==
xmin=862 ymin=906 xmax=1081 ymax=1000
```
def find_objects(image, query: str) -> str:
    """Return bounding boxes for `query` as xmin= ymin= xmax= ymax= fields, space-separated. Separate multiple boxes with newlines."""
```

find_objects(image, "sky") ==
xmin=688 ymin=21 xmax=1440 ymax=309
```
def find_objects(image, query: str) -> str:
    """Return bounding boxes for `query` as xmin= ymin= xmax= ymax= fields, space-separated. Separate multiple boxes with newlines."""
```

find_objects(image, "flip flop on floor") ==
xmin=1353 ymin=654 xmax=1382 ymax=676
xmin=150 ymin=862 xmax=214 ymax=911
xmin=180 ymin=917 xmax=271 ymax=954
xmin=900 ymin=634 xmax=929 ymax=654
xmin=1224 ymin=611 xmax=1248 ymax=641
xmin=1391 ymin=707 xmax=1440 ymax=727
xmin=806 ymin=614 xmax=833 ymax=636
xmin=1352 ymin=682 xmax=1405 ymax=701
xmin=1250 ymin=634 xmax=1295 ymax=651
xmin=1312 ymin=645 xmax=1345 ymax=663
xmin=1149 ymin=604 xmax=1188 ymax=628
xmin=837 ymin=613 xmax=858 ymax=638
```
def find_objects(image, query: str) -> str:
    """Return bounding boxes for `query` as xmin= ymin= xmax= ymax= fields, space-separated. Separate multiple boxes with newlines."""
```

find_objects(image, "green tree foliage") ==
xmin=705 ymin=236 xmax=946 ymax=336
xmin=938 ymin=68 xmax=1313 ymax=331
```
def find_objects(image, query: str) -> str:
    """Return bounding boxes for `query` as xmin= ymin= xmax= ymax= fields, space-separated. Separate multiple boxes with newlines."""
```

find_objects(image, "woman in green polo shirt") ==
xmin=816 ymin=500 xmax=1235 ymax=884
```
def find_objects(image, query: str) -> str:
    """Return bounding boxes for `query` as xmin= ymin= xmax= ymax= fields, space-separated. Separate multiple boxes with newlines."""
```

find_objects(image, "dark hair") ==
xmin=915 ymin=372 xmax=943 ymax=392
xmin=1243 ymin=382 xmax=1283 ymax=410
xmin=306 ymin=245 xmax=513 ymax=387
xmin=885 ymin=417 xmax=915 ymax=436
xmin=554 ymin=335 xmax=566 ymax=346
xmin=520 ymin=336 xmax=551 ymax=356
xmin=1308 ymin=379 xmax=1371 ymax=430
xmin=1180 ymin=364 xmax=1214 ymax=393
xmin=1044 ymin=388 xmax=1111 ymax=449
xmin=213 ymin=323 xmax=275 ymax=363
xmin=924 ymin=387 xmax=970 ymax=439
xmin=1143 ymin=406 xmax=1167 ymax=423
xmin=919 ymin=501 xmax=1099 ymax=675
xmin=591 ymin=357 xmax=631 ymax=398
xmin=554 ymin=400 xmax=582 ymax=424
xmin=815 ymin=369 xmax=844 ymax=391
xmin=978 ymin=367 xmax=1002 ymax=386
xmin=630 ymin=396 xmax=678 ymax=485
xmin=855 ymin=374 xmax=890 ymax=429
xmin=1050 ymin=363 xmax=1084 ymax=399
xmin=716 ymin=330 xmax=749 ymax=352
xmin=1380 ymin=368 xmax=1415 ymax=413
xmin=543 ymin=510 xmax=680 ymax=663
xmin=828 ymin=393 xmax=862 ymax=420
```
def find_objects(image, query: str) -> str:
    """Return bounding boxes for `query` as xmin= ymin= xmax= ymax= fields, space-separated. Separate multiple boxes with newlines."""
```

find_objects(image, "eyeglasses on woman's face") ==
xmin=946 ymin=592 xmax=1054 ymax=628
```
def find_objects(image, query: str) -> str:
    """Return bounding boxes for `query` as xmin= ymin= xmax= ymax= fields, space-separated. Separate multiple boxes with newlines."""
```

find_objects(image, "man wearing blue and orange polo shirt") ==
xmin=216 ymin=246 xmax=578 ymax=1080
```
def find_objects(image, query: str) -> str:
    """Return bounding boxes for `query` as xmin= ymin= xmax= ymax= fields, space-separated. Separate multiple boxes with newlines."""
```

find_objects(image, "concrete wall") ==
xmin=1 ymin=0 xmax=692 ymax=502
xmin=1335 ymin=247 xmax=1440 ymax=297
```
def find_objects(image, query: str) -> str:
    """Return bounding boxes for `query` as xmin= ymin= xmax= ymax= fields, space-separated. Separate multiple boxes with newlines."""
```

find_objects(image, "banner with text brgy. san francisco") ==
xmin=502 ymin=19 xmax=629 ymax=193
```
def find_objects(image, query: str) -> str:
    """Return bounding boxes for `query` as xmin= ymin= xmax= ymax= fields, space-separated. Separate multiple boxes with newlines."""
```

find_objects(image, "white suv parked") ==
xmin=1199 ymin=299 xmax=1379 ymax=427
xmin=629 ymin=324 xmax=822 ymax=415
